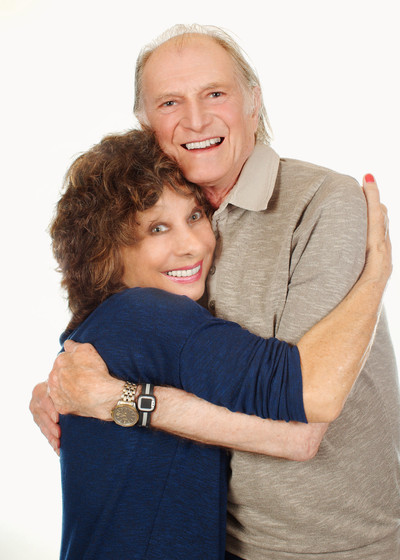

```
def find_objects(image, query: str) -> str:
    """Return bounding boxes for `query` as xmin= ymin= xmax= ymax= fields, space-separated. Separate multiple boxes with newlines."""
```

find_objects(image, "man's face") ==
xmin=141 ymin=35 xmax=260 ymax=199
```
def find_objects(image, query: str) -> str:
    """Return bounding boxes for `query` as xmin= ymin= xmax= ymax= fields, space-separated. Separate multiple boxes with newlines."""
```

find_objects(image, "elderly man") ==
xmin=32 ymin=25 xmax=399 ymax=559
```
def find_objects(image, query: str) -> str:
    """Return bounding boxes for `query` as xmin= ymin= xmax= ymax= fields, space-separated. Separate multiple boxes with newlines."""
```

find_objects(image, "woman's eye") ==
xmin=151 ymin=224 xmax=168 ymax=234
xmin=189 ymin=210 xmax=203 ymax=223
xmin=163 ymin=100 xmax=176 ymax=107
xmin=210 ymin=92 xmax=223 ymax=98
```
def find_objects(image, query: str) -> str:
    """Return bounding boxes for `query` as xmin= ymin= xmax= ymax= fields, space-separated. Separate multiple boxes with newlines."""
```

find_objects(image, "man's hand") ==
xmin=29 ymin=381 xmax=61 ymax=455
xmin=48 ymin=340 xmax=124 ymax=421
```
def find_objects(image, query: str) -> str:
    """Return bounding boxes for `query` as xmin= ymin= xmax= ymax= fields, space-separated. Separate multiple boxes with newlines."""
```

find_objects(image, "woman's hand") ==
xmin=362 ymin=174 xmax=392 ymax=288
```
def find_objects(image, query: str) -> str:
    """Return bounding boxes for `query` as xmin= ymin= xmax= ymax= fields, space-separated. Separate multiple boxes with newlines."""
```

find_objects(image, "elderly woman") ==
xmin=47 ymin=129 xmax=389 ymax=559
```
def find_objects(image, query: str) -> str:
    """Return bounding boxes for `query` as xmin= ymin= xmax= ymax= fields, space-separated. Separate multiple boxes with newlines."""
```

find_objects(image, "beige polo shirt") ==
xmin=207 ymin=144 xmax=400 ymax=559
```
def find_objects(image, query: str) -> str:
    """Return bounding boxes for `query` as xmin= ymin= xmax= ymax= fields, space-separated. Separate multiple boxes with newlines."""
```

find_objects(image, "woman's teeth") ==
xmin=166 ymin=264 xmax=201 ymax=277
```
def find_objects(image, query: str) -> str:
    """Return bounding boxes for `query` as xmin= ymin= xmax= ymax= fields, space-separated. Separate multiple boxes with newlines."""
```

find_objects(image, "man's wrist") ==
xmin=104 ymin=379 xmax=126 ymax=420
xmin=108 ymin=383 xmax=157 ymax=428
xmin=107 ymin=381 xmax=143 ymax=418
xmin=110 ymin=381 xmax=140 ymax=426
xmin=137 ymin=384 xmax=156 ymax=427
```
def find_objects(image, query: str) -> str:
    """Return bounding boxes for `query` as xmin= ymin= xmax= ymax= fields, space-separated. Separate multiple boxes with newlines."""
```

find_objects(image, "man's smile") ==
xmin=182 ymin=137 xmax=224 ymax=150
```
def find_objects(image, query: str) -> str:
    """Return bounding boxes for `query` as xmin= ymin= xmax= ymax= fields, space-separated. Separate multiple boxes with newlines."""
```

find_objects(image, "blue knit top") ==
xmin=59 ymin=288 xmax=306 ymax=559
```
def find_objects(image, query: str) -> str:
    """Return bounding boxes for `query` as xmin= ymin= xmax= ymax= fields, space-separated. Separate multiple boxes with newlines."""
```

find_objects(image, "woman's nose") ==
xmin=174 ymin=226 xmax=202 ymax=256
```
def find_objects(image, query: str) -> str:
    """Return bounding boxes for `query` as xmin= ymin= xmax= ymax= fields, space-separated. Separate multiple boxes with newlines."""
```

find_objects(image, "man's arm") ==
xmin=145 ymin=387 xmax=329 ymax=461
xmin=34 ymin=178 xmax=386 ymax=460
xmin=39 ymin=335 xmax=327 ymax=459
xmin=33 ymin=374 xmax=328 ymax=460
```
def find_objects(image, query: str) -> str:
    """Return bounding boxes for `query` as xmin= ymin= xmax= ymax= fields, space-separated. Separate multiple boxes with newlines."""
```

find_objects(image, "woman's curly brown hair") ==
xmin=50 ymin=128 xmax=212 ymax=331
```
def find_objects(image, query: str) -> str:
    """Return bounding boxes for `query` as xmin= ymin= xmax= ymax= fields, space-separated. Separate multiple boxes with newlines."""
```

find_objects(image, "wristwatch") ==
xmin=137 ymin=383 xmax=156 ymax=428
xmin=111 ymin=381 xmax=139 ymax=427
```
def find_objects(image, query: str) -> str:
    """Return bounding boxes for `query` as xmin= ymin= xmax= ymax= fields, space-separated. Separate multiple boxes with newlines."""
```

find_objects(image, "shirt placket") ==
xmin=207 ymin=206 xmax=229 ymax=316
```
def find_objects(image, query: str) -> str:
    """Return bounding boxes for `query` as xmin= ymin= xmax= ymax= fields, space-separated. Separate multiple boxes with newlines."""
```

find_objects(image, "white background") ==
xmin=1 ymin=1 xmax=399 ymax=557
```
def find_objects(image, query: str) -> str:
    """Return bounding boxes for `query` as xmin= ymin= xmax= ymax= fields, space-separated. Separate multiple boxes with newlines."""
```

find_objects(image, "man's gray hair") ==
xmin=134 ymin=24 xmax=272 ymax=145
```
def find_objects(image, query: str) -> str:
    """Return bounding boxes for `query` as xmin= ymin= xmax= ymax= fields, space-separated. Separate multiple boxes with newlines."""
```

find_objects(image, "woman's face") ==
xmin=121 ymin=187 xmax=215 ymax=301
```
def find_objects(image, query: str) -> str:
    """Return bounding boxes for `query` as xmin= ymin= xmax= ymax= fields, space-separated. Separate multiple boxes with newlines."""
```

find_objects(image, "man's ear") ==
xmin=137 ymin=112 xmax=150 ymax=129
xmin=250 ymin=86 xmax=262 ymax=134
xmin=251 ymin=86 xmax=261 ymax=129
xmin=252 ymin=86 xmax=261 ymax=118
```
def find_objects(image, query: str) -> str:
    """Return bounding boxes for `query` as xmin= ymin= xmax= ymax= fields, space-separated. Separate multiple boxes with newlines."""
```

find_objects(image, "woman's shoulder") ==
xmin=110 ymin=287 xmax=206 ymax=314
xmin=64 ymin=288 xmax=211 ymax=344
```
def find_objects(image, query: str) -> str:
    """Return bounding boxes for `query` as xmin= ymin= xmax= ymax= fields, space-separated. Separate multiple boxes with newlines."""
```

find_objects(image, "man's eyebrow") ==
xmin=153 ymin=82 xmax=230 ymax=103
xmin=203 ymin=82 xmax=227 ymax=91
xmin=154 ymin=92 xmax=182 ymax=103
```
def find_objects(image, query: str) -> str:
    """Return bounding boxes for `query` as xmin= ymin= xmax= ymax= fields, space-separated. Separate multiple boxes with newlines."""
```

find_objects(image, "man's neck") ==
xmin=202 ymin=183 xmax=235 ymax=209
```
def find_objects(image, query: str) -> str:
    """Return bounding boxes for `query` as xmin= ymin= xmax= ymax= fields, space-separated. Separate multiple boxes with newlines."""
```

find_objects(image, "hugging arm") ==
xmin=33 ymin=178 xmax=390 ymax=457
xmin=35 ymin=353 xmax=327 ymax=460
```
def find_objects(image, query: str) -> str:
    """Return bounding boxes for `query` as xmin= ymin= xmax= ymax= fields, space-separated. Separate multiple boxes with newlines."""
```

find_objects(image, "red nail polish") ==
xmin=364 ymin=174 xmax=375 ymax=183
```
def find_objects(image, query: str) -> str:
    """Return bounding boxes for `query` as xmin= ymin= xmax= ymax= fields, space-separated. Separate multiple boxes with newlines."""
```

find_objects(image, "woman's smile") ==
xmin=164 ymin=261 xmax=202 ymax=282
xmin=121 ymin=187 xmax=215 ymax=300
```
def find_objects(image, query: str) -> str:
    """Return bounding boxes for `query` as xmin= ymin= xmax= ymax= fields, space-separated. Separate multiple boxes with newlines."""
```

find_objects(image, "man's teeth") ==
xmin=184 ymin=138 xmax=222 ymax=150
xmin=167 ymin=264 xmax=201 ymax=278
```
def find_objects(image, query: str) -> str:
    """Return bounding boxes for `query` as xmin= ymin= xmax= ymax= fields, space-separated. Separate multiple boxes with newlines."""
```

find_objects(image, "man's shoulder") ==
xmin=276 ymin=157 xmax=364 ymax=207
xmin=279 ymin=157 xmax=359 ymax=188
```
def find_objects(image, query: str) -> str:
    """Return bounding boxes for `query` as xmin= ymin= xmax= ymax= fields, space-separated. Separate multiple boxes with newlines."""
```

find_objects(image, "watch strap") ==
xmin=137 ymin=383 xmax=156 ymax=428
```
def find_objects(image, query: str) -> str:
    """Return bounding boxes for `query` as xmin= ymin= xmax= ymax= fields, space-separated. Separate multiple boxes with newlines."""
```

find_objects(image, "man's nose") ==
xmin=181 ymin=100 xmax=211 ymax=132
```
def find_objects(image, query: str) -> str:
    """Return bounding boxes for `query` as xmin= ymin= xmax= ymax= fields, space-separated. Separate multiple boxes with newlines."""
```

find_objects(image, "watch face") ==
xmin=138 ymin=395 xmax=156 ymax=412
xmin=112 ymin=403 xmax=139 ymax=427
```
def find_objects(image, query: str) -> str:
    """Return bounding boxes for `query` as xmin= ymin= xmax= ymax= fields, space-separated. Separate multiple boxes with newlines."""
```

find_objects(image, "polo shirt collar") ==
xmin=218 ymin=142 xmax=280 ymax=213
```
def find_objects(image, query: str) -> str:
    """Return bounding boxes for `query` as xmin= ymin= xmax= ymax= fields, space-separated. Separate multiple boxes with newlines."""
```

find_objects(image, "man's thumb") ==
xmin=63 ymin=339 xmax=79 ymax=353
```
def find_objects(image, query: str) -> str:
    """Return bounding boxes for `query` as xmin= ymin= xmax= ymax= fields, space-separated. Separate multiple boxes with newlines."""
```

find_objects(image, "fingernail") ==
xmin=364 ymin=174 xmax=375 ymax=183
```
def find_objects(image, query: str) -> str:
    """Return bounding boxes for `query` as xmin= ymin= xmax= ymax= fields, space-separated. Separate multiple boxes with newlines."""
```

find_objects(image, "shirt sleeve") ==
xmin=178 ymin=316 xmax=306 ymax=423
xmin=276 ymin=173 xmax=367 ymax=344
xmin=68 ymin=288 xmax=306 ymax=423
xmin=141 ymin=289 xmax=307 ymax=423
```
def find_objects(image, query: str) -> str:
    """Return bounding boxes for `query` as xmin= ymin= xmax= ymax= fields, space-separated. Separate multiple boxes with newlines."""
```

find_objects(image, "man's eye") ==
xmin=151 ymin=224 xmax=168 ymax=234
xmin=210 ymin=92 xmax=223 ymax=98
xmin=163 ymin=100 xmax=176 ymax=107
xmin=189 ymin=210 xmax=203 ymax=223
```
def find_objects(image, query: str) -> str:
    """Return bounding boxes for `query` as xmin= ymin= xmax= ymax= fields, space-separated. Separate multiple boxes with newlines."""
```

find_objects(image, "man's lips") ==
xmin=181 ymin=137 xmax=224 ymax=150
xmin=163 ymin=261 xmax=203 ymax=283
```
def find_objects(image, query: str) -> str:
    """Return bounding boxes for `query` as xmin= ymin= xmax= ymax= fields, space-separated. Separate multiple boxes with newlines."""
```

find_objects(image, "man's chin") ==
xmin=180 ymin=167 xmax=225 ymax=190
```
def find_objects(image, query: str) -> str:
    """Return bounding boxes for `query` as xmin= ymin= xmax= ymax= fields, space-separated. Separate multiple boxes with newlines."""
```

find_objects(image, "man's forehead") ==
xmin=153 ymin=33 xmax=220 ymax=55
xmin=144 ymin=34 xmax=233 ymax=71
xmin=142 ymin=35 xmax=236 ymax=92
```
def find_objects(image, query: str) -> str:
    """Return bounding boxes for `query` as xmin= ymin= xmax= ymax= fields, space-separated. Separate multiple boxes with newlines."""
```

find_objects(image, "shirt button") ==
xmin=209 ymin=265 xmax=216 ymax=275
xmin=209 ymin=300 xmax=216 ymax=311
